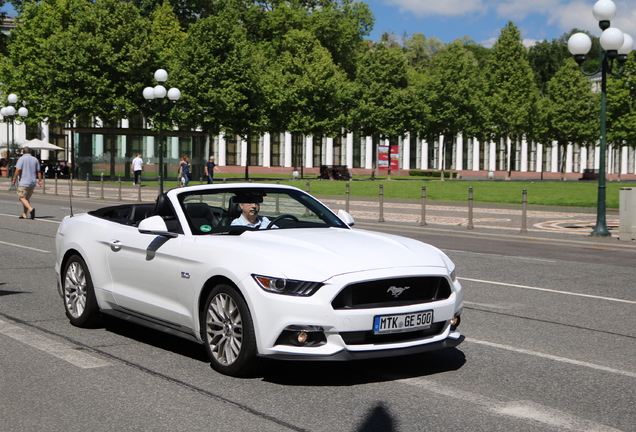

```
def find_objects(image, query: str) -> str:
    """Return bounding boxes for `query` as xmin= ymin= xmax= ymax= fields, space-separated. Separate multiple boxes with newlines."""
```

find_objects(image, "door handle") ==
xmin=109 ymin=239 xmax=122 ymax=252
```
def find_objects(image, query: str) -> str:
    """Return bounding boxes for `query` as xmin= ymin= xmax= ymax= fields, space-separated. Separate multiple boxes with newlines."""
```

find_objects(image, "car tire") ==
xmin=62 ymin=255 xmax=101 ymax=328
xmin=202 ymin=284 xmax=259 ymax=377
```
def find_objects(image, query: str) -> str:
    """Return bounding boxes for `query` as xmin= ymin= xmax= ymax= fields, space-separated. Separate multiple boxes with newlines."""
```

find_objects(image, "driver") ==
xmin=230 ymin=194 xmax=276 ymax=229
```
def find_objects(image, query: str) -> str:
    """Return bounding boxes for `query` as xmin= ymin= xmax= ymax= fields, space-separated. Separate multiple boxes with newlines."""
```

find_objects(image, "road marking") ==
xmin=0 ymin=240 xmax=50 ymax=253
xmin=0 ymin=319 xmax=110 ymax=369
xmin=446 ymin=249 xmax=556 ymax=262
xmin=394 ymin=377 xmax=623 ymax=432
xmin=459 ymin=277 xmax=636 ymax=305
xmin=467 ymin=337 xmax=636 ymax=379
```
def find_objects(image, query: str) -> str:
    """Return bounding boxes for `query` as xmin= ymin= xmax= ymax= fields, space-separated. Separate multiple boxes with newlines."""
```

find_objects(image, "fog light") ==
xmin=450 ymin=315 xmax=461 ymax=330
xmin=297 ymin=331 xmax=308 ymax=344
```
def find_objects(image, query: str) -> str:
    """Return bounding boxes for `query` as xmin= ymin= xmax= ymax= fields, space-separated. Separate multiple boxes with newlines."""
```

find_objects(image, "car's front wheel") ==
xmin=63 ymin=255 xmax=101 ymax=327
xmin=202 ymin=285 xmax=259 ymax=376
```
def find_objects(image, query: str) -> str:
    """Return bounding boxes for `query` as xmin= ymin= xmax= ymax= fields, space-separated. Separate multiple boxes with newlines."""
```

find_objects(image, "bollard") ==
xmin=520 ymin=188 xmax=528 ymax=234
xmin=100 ymin=174 xmax=104 ymax=200
xmin=200 ymin=177 xmax=204 ymax=185
xmin=378 ymin=183 xmax=385 ymax=223
xmin=467 ymin=186 xmax=474 ymax=230
xmin=305 ymin=181 xmax=310 ymax=194
xmin=420 ymin=185 xmax=428 ymax=226
xmin=55 ymin=173 xmax=58 ymax=196
xmin=137 ymin=181 xmax=142 ymax=202
xmin=86 ymin=173 xmax=90 ymax=198
xmin=42 ymin=177 xmax=46 ymax=195
xmin=118 ymin=176 xmax=122 ymax=201
xmin=345 ymin=182 xmax=350 ymax=213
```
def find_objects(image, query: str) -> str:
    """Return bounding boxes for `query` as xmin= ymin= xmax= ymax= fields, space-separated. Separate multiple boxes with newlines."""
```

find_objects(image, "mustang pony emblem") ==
xmin=387 ymin=286 xmax=410 ymax=298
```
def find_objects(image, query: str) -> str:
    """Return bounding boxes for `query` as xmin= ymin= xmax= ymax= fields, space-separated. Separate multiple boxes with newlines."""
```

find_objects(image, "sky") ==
xmin=366 ymin=0 xmax=636 ymax=48
xmin=3 ymin=0 xmax=636 ymax=49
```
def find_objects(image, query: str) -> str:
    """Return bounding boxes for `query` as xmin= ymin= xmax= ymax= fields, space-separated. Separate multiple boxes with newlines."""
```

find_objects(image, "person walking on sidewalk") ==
xmin=131 ymin=153 xmax=143 ymax=185
xmin=178 ymin=155 xmax=191 ymax=187
xmin=204 ymin=156 xmax=219 ymax=184
xmin=12 ymin=146 xmax=42 ymax=219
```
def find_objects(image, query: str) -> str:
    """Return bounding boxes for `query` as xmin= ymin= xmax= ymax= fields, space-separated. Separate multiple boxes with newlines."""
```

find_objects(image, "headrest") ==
xmin=155 ymin=193 xmax=175 ymax=217
xmin=232 ymin=192 xmax=265 ymax=204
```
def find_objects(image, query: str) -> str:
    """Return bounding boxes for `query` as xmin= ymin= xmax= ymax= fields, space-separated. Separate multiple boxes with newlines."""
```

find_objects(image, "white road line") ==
xmin=0 ymin=319 xmax=110 ymax=369
xmin=394 ymin=377 xmax=624 ymax=432
xmin=459 ymin=277 xmax=636 ymax=305
xmin=446 ymin=249 xmax=557 ymax=262
xmin=467 ymin=337 xmax=636 ymax=379
xmin=0 ymin=240 xmax=50 ymax=253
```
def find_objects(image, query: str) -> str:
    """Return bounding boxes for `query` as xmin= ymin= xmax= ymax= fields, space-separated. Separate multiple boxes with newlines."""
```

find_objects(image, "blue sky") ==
xmin=3 ymin=0 xmax=636 ymax=49
xmin=366 ymin=0 xmax=636 ymax=48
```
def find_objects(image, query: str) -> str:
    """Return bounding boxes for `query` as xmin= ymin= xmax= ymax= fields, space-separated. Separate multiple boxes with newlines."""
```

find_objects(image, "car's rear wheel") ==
xmin=63 ymin=255 xmax=101 ymax=327
xmin=202 ymin=284 xmax=259 ymax=376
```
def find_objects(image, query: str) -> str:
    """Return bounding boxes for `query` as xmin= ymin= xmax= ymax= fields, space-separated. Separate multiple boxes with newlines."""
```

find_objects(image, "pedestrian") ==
xmin=205 ymin=156 xmax=219 ymax=184
xmin=12 ymin=146 xmax=42 ymax=219
xmin=178 ymin=155 xmax=191 ymax=187
xmin=131 ymin=153 xmax=143 ymax=185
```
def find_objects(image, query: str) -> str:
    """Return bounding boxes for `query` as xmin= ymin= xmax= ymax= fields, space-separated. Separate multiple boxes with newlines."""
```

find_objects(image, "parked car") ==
xmin=55 ymin=183 xmax=463 ymax=376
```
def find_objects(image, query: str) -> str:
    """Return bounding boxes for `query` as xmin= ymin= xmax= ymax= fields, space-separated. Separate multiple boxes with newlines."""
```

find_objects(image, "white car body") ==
xmin=55 ymin=183 xmax=463 ymax=375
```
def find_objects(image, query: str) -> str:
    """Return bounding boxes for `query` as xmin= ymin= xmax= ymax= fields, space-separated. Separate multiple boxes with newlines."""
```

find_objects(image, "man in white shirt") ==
xmin=230 ymin=194 xmax=275 ymax=229
xmin=131 ymin=153 xmax=143 ymax=185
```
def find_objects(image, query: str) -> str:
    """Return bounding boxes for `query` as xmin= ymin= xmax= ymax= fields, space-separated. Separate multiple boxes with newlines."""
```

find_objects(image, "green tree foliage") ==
xmin=262 ymin=29 xmax=350 ymax=136
xmin=170 ymin=10 xmax=265 ymax=139
xmin=403 ymin=32 xmax=443 ymax=72
xmin=419 ymin=41 xmax=486 ymax=142
xmin=606 ymin=54 xmax=636 ymax=147
xmin=485 ymin=21 xmax=539 ymax=176
xmin=543 ymin=58 xmax=598 ymax=178
xmin=349 ymin=43 xmax=412 ymax=138
xmin=3 ymin=0 xmax=167 ymax=125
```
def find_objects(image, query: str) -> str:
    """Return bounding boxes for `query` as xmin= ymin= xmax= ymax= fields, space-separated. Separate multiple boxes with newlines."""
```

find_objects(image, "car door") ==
xmin=106 ymin=223 xmax=188 ymax=327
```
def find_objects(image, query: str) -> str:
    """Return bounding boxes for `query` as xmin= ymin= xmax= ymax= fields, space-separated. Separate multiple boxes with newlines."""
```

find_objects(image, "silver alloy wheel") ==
xmin=64 ymin=261 xmax=87 ymax=318
xmin=206 ymin=293 xmax=243 ymax=365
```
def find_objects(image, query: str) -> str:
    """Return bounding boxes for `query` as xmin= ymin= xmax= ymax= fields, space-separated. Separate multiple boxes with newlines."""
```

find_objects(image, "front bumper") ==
xmin=263 ymin=332 xmax=464 ymax=361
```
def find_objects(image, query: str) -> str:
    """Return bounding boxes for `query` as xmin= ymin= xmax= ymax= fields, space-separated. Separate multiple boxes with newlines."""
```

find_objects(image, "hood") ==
xmin=208 ymin=227 xmax=448 ymax=282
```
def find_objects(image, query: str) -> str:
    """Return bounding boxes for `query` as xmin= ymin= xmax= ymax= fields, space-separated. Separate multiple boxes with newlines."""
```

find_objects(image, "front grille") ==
xmin=340 ymin=322 xmax=446 ymax=345
xmin=331 ymin=276 xmax=451 ymax=310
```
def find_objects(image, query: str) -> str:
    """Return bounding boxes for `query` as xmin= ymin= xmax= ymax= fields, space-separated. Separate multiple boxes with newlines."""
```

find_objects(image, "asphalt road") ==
xmin=0 ymin=191 xmax=635 ymax=432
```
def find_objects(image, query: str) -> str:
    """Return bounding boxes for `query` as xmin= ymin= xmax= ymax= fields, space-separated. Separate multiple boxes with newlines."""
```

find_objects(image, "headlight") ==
xmin=252 ymin=274 xmax=323 ymax=296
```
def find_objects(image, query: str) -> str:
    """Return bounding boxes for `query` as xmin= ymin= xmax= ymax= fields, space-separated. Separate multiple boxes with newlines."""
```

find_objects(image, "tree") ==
xmin=349 ymin=43 xmax=414 ymax=176
xmin=418 ymin=41 xmax=487 ymax=174
xmin=542 ymin=58 xmax=598 ymax=180
xmin=403 ymin=32 xmax=443 ymax=72
xmin=485 ymin=21 xmax=539 ymax=178
xmin=262 ymin=29 xmax=350 ymax=137
xmin=170 ymin=10 xmax=266 ymax=179
xmin=528 ymin=38 xmax=570 ymax=96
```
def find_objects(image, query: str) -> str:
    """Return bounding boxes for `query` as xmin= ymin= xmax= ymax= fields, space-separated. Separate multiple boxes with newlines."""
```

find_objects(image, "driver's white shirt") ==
xmin=231 ymin=214 xmax=273 ymax=229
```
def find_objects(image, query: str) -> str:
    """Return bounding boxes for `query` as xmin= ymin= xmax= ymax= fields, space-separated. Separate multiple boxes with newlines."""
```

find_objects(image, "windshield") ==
xmin=178 ymin=187 xmax=349 ymax=235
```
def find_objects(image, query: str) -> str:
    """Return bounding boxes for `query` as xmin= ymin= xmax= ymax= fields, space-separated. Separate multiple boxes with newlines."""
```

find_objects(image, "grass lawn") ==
xmin=143 ymin=176 xmax=634 ymax=209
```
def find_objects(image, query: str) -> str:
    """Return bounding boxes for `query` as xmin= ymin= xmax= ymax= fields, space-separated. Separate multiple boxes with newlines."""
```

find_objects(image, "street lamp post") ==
xmin=568 ymin=0 xmax=633 ymax=237
xmin=143 ymin=69 xmax=181 ymax=195
xmin=1 ymin=94 xmax=29 ymax=191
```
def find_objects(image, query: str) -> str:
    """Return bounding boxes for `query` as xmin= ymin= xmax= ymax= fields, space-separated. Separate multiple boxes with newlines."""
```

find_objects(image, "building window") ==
xmin=270 ymin=133 xmax=282 ymax=167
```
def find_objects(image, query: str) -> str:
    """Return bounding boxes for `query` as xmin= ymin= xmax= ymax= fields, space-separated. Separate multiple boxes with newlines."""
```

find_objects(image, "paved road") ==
xmin=0 ymin=184 xmax=634 ymax=431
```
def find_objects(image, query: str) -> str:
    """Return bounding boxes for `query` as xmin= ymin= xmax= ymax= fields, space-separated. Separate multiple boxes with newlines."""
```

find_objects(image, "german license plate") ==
xmin=373 ymin=310 xmax=433 ymax=334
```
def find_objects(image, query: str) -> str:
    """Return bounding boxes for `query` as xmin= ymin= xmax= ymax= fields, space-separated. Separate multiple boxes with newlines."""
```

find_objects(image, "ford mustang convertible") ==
xmin=55 ymin=183 xmax=463 ymax=376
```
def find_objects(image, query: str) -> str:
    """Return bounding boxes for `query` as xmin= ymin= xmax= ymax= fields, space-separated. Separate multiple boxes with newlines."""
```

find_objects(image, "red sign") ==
xmin=378 ymin=145 xmax=399 ymax=172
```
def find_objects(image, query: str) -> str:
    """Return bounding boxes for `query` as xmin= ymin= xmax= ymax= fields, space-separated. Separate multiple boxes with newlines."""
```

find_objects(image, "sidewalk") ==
xmin=1 ymin=177 xmax=634 ymax=250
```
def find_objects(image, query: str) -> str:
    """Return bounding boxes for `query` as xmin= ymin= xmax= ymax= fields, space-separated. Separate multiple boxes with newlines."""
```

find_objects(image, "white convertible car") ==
xmin=55 ymin=183 xmax=463 ymax=376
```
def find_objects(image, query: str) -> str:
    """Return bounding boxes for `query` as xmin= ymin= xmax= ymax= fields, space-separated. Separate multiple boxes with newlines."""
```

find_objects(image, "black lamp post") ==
xmin=143 ymin=69 xmax=181 ymax=196
xmin=2 ymin=94 xmax=29 ymax=191
xmin=567 ymin=0 xmax=633 ymax=237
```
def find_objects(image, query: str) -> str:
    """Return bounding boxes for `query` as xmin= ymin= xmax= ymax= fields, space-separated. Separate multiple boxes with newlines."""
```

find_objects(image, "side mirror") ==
xmin=337 ymin=209 xmax=355 ymax=227
xmin=138 ymin=215 xmax=177 ymax=238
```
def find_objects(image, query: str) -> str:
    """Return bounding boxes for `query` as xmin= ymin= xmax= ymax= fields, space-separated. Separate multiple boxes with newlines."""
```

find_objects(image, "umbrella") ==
xmin=0 ymin=139 xmax=64 ymax=151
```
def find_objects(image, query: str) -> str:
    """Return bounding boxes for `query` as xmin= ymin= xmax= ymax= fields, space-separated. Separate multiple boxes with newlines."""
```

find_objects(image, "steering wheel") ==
xmin=267 ymin=214 xmax=298 ymax=229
